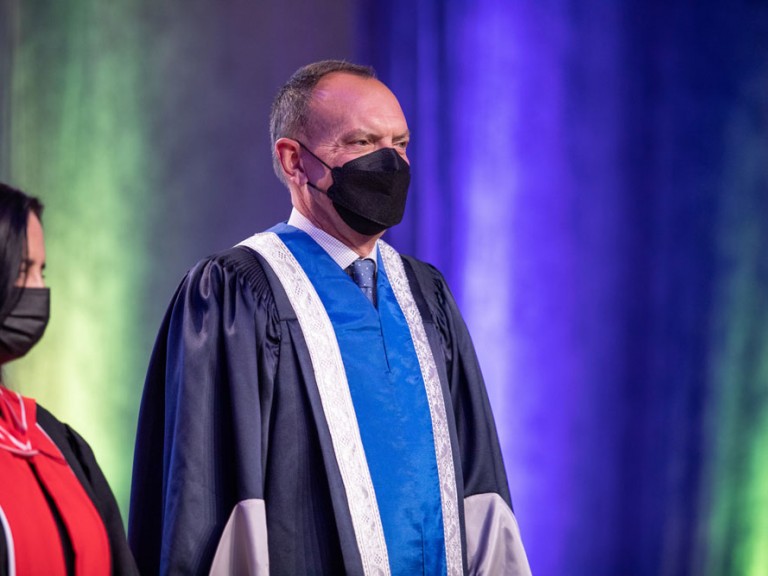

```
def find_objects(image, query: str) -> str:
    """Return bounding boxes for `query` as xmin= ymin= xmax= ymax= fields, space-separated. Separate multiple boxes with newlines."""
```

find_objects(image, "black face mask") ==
xmin=0 ymin=288 xmax=50 ymax=365
xmin=299 ymin=142 xmax=411 ymax=236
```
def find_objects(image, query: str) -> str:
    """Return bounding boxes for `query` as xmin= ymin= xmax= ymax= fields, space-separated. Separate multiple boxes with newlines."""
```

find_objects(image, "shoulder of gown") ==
xmin=129 ymin=245 xmax=283 ymax=575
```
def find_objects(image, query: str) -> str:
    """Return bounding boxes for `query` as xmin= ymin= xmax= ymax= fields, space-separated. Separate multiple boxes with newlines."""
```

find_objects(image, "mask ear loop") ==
xmin=295 ymin=140 xmax=333 ymax=170
xmin=295 ymin=139 xmax=333 ymax=193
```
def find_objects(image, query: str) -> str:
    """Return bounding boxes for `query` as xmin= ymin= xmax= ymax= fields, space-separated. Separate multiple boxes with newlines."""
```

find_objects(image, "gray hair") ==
xmin=269 ymin=60 xmax=376 ymax=183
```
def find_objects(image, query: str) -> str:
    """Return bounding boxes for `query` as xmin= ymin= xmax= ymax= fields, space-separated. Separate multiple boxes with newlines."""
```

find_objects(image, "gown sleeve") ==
xmin=128 ymin=247 xmax=280 ymax=575
xmin=402 ymin=256 xmax=532 ymax=576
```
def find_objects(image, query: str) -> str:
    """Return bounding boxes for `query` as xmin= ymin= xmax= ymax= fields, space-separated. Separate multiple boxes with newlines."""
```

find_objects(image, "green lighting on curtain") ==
xmin=703 ymin=80 xmax=768 ymax=576
xmin=5 ymin=1 xmax=150 ymax=517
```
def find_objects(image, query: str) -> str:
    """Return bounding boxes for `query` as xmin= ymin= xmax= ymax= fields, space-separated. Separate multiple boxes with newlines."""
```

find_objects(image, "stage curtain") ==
xmin=357 ymin=1 xmax=768 ymax=574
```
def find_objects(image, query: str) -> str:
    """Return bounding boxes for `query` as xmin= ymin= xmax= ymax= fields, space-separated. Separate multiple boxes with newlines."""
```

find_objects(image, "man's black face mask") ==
xmin=299 ymin=142 xmax=411 ymax=236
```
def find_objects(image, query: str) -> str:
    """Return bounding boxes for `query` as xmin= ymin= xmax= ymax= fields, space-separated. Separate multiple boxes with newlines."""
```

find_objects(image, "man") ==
xmin=129 ymin=60 xmax=531 ymax=575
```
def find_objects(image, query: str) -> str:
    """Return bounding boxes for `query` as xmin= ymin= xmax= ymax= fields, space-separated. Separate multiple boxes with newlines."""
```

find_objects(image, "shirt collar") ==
xmin=287 ymin=208 xmax=377 ymax=271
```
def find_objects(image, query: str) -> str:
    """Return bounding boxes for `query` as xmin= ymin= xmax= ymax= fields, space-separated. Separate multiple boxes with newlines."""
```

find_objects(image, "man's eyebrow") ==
xmin=339 ymin=129 xmax=411 ymax=142
xmin=339 ymin=129 xmax=375 ymax=141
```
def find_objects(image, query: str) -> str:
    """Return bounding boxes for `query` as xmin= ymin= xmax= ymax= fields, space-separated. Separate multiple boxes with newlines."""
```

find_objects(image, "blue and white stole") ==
xmin=239 ymin=224 xmax=462 ymax=576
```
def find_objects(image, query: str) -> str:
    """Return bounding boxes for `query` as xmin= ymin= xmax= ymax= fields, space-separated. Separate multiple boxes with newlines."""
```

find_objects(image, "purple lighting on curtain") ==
xmin=447 ymin=0 xmax=531 ymax=551
xmin=360 ymin=1 xmax=633 ymax=573
xmin=445 ymin=3 xmax=629 ymax=573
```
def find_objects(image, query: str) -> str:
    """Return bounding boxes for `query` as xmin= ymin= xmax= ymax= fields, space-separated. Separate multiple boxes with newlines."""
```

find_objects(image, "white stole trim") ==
xmin=379 ymin=241 xmax=464 ymax=576
xmin=0 ymin=505 xmax=16 ymax=576
xmin=238 ymin=233 xmax=391 ymax=576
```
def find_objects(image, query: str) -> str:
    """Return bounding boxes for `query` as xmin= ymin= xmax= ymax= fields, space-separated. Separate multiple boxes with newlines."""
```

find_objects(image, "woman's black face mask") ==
xmin=299 ymin=142 xmax=411 ymax=236
xmin=0 ymin=287 xmax=50 ymax=365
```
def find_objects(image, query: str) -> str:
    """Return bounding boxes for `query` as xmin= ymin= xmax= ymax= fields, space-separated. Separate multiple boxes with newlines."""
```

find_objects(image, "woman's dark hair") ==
xmin=0 ymin=182 xmax=44 ymax=322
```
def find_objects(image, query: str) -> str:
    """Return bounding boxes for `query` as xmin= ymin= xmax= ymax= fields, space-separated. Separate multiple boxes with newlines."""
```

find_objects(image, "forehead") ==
xmin=307 ymin=73 xmax=408 ymax=137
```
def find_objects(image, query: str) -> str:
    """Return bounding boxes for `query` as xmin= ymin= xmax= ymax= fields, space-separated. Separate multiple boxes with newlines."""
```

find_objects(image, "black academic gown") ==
xmin=129 ymin=244 xmax=515 ymax=575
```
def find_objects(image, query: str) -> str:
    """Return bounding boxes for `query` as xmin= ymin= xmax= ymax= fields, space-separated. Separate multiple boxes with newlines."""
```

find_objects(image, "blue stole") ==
xmin=273 ymin=224 xmax=447 ymax=576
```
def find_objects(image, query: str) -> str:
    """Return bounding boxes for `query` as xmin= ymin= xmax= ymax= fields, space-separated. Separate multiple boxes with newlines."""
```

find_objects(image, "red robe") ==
xmin=0 ymin=388 xmax=128 ymax=575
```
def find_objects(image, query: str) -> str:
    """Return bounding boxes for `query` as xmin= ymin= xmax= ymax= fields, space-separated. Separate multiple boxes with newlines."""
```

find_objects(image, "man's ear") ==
xmin=275 ymin=138 xmax=305 ymax=185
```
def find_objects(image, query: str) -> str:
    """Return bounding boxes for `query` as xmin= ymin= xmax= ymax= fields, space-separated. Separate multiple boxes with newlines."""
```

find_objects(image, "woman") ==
xmin=0 ymin=183 xmax=138 ymax=575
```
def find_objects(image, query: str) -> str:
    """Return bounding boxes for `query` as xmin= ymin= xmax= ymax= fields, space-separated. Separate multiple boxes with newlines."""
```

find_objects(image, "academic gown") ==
xmin=129 ymin=232 xmax=530 ymax=575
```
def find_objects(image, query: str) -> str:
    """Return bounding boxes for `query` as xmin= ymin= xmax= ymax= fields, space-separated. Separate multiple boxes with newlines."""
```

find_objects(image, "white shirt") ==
xmin=287 ymin=209 xmax=378 ymax=271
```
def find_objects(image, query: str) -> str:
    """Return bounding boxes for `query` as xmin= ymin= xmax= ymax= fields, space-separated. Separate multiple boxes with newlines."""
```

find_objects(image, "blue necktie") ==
xmin=349 ymin=258 xmax=376 ymax=305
